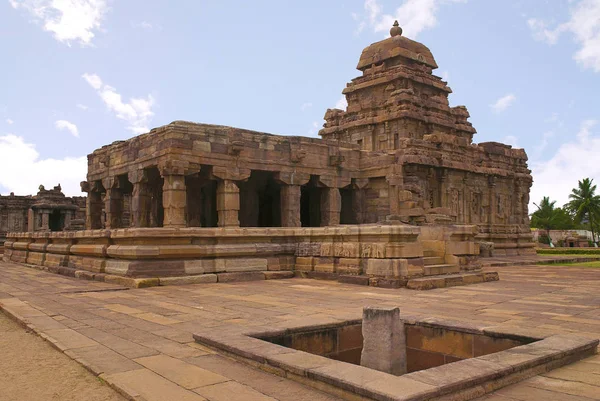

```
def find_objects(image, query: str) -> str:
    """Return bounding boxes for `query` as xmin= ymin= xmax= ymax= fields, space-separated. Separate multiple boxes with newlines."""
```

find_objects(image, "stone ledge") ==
xmin=193 ymin=320 xmax=598 ymax=401
xmin=406 ymin=272 xmax=499 ymax=290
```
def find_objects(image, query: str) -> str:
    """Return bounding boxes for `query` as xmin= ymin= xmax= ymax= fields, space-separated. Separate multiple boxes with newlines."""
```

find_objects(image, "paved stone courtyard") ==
xmin=0 ymin=260 xmax=599 ymax=400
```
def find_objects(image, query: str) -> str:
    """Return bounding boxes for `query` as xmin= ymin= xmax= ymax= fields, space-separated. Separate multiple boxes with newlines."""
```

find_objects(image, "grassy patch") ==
xmin=536 ymin=248 xmax=600 ymax=255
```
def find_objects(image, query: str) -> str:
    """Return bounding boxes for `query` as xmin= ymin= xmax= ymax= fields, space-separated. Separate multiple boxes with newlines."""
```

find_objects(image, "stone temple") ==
xmin=3 ymin=23 xmax=534 ymax=289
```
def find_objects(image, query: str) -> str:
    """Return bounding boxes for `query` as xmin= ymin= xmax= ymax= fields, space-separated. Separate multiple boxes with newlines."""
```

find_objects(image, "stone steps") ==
xmin=407 ymin=271 xmax=499 ymax=290
xmin=424 ymin=263 xmax=460 ymax=275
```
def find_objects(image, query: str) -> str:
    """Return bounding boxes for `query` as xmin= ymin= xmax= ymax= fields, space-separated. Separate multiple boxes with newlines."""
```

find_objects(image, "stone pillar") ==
xmin=216 ymin=179 xmax=240 ymax=227
xmin=129 ymin=171 xmax=151 ymax=228
xmin=104 ymin=188 xmax=123 ymax=229
xmin=280 ymin=185 xmax=301 ymax=227
xmin=40 ymin=210 xmax=50 ymax=231
xmin=162 ymin=174 xmax=187 ymax=228
xmin=320 ymin=187 xmax=341 ymax=226
xmin=63 ymin=210 xmax=72 ymax=230
xmin=87 ymin=191 xmax=103 ymax=229
xmin=211 ymin=166 xmax=251 ymax=228
xmin=360 ymin=306 xmax=406 ymax=375
xmin=275 ymin=172 xmax=310 ymax=228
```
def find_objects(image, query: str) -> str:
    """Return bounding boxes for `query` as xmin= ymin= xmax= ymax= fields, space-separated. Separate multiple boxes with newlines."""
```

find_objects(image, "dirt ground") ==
xmin=0 ymin=312 xmax=125 ymax=401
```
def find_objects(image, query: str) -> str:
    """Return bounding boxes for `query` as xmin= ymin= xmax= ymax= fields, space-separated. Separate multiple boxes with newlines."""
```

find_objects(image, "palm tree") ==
xmin=531 ymin=197 xmax=574 ymax=231
xmin=566 ymin=178 xmax=600 ymax=243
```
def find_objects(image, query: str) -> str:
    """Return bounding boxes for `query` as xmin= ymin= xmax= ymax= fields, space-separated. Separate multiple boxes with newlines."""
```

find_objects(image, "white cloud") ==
xmin=10 ymin=0 xmax=109 ymax=46
xmin=55 ymin=119 xmax=79 ymax=137
xmin=335 ymin=96 xmax=348 ymax=111
xmin=530 ymin=119 xmax=600 ymax=211
xmin=0 ymin=134 xmax=86 ymax=196
xmin=76 ymin=103 xmax=89 ymax=110
xmin=357 ymin=0 xmax=467 ymax=39
xmin=528 ymin=0 xmax=600 ymax=72
xmin=6 ymin=118 xmax=14 ymax=125
xmin=491 ymin=93 xmax=516 ymax=113
xmin=82 ymin=73 xmax=155 ymax=134
xmin=301 ymin=102 xmax=312 ymax=111
xmin=82 ymin=72 xmax=102 ymax=89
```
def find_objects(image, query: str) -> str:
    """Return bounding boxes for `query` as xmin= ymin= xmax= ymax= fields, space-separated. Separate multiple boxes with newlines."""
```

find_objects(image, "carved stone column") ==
xmin=216 ymin=180 xmax=240 ymax=227
xmin=162 ymin=175 xmax=186 ymax=228
xmin=102 ymin=177 xmax=123 ymax=229
xmin=40 ymin=210 xmax=50 ymax=231
xmin=212 ymin=166 xmax=250 ymax=228
xmin=320 ymin=187 xmax=341 ymax=226
xmin=159 ymin=161 xmax=190 ymax=228
xmin=275 ymin=172 xmax=310 ymax=228
xmin=280 ymin=185 xmax=301 ymax=227
xmin=128 ymin=170 xmax=151 ymax=228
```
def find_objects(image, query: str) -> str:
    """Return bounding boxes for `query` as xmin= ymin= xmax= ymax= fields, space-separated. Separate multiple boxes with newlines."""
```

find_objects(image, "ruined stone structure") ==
xmin=0 ymin=185 xmax=85 ymax=250
xmin=4 ymin=23 xmax=529 ymax=288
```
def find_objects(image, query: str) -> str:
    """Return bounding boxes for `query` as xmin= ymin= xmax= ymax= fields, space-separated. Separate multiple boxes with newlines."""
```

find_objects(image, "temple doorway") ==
xmin=48 ymin=210 xmax=62 ymax=232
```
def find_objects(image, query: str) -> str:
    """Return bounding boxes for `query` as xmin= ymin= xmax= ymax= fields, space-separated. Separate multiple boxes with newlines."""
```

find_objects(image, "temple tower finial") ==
xmin=390 ymin=20 xmax=402 ymax=37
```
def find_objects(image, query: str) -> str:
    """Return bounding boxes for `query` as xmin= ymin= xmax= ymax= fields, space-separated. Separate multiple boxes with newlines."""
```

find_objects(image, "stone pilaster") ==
xmin=320 ymin=187 xmax=341 ymax=226
xmin=216 ymin=179 xmax=240 ymax=227
xmin=440 ymin=169 xmax=448 ymax=208
xmin=488 ymin=175 xmax=496 ymax=225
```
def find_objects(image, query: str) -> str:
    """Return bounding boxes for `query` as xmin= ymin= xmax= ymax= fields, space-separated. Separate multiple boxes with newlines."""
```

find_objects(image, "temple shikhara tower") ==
xmin=320 ymin=22 xmax=532 ymax=243
xmin=4 ymin=23 xmax=533 ymax=289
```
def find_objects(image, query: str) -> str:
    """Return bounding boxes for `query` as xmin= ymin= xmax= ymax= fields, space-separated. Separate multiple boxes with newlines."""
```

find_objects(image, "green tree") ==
xmin=566 ymin=178 xmax=600 ymax=243
xmin=531 ymin=197 xmax=574 ymax=231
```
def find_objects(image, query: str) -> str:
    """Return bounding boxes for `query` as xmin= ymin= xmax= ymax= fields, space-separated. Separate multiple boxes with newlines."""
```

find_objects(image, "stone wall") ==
xmin=3 ymin=224 xmax=482 ymax=287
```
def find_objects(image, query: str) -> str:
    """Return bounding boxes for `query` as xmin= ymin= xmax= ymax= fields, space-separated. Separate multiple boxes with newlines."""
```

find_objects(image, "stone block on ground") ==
xmin=360 ymin=306 xmax=406 ymax=375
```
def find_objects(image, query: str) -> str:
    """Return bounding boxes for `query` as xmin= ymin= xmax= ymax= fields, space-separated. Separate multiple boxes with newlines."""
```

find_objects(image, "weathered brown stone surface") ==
xmin=4 ymin=224 xmax=484 ymax=288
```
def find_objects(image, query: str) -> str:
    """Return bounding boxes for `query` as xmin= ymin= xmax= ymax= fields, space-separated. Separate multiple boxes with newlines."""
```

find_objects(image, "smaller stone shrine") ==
xmin=27 ymin=184 xmax=86 ymax=233
xmin=0 ymin=184 xmax=85 ymax=252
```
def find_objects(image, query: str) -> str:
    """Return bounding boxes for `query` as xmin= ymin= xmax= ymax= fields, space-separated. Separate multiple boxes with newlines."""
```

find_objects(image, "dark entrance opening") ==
xmin=340 ymin=187 xmax=357 ymax=225
xmin=300 ymin=175 xmax=322 ymax=227
xmin=186 ymin=165 xmax=218 ymax=227
xmin=49 ymin=210 xmax=63 ymax=232
xmin=239 ymin=171 xmax=282 ymax=227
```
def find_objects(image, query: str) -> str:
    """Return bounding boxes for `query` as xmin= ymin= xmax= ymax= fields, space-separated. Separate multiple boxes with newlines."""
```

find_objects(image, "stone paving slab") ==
xmin=1 ymin=259 xmax=599 ymax=400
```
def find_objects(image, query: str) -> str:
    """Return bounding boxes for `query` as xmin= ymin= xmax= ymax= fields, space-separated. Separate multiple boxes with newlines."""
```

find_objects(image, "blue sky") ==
xmin=1 ymin=0 xmax=599 ymax=213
